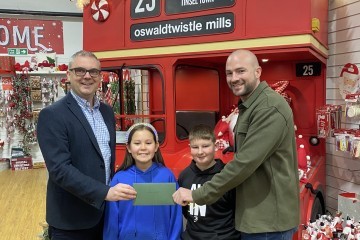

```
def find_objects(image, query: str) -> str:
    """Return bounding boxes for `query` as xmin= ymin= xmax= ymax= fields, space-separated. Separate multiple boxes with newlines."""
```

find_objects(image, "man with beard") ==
xmin=173 ymin=49 xmax=300 ymax=240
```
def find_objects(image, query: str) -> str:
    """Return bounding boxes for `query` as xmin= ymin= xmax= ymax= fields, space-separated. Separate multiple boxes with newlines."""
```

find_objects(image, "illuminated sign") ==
xmin=296 ymin=62 xmax=321 ymax=77
xmin=131 ymin=13 xmax=234 ymax=41
xmin=165 ymin=0 xmax=235 ymax=14
xmin=8 ymin=48 xmax=28 ymax=55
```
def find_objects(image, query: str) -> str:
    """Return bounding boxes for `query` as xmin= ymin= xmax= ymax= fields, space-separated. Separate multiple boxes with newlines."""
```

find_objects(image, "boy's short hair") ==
xmin=189 ymin=124 xmax=216 ymax=143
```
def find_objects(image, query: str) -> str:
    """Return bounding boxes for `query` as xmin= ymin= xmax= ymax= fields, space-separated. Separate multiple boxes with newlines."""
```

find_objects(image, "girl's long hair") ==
xmin=116 ymin=124 xmax=165 ymax=172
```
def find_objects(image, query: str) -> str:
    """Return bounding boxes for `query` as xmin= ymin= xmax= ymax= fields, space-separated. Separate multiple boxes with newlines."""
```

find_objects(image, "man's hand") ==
xmin=105 ymin=183 xmax=137 ymax=201
xmin=172 ymin=187 xmax=193 ymax=206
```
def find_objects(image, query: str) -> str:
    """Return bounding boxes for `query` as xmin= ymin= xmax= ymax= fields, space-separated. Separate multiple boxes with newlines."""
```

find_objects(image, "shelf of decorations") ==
xmin=1 ymin=73 xmax=36 ymax=168
xmin=16 ymin=71 xmax=67 ymax=75
xmin=1 ymin=73 xmax=66 ymax=168
xmin=0 ymin=54 xmax=68 ymax=170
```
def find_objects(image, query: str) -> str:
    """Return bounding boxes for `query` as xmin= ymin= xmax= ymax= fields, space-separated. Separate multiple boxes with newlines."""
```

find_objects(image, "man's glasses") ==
xmin=69 ymin=67 xmax=101 ymax=77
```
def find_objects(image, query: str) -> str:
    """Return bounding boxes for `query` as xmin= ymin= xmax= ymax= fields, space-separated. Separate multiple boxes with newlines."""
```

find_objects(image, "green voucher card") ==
xmin=133 ymin=183 xmax=176 ymax=206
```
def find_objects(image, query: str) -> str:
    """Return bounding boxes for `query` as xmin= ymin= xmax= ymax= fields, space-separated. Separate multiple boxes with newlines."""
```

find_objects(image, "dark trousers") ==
xmin=48 ymin=218 xmax=104 ymax=240
xmin=240 ymin=227 xmax=297 ymax=240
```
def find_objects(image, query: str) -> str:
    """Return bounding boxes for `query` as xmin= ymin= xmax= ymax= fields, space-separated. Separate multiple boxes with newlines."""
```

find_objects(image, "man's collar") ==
xmin=70 ymin=90 xmax=100 ymax=108
xmin=238 ymin=81 xmax=268 ymax=109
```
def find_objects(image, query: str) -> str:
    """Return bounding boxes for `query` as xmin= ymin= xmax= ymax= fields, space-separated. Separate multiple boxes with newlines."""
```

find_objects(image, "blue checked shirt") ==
xmin=71 ymin=90 xmax=111 ymax=184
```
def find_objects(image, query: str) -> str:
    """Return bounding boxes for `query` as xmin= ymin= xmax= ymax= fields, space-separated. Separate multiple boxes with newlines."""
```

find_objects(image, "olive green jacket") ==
xmin=193 ymin=81 xmax=300 ymax=233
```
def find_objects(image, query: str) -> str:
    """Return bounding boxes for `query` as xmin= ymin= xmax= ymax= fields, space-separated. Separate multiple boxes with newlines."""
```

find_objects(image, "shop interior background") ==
xmin=1 ymin=0 xmax=360 ymax=218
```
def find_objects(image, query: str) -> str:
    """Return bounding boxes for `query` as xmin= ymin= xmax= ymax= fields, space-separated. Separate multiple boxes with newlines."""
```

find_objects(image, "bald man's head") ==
xmin=227 ymin=49 xmax=260 ymax=69
xmin=225 ymin=49 xmax=262 ymax=100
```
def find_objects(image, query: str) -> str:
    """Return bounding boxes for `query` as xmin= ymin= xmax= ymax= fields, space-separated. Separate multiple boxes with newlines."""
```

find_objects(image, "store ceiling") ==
xmin=1 ymin=0 xmax=81 ymax=14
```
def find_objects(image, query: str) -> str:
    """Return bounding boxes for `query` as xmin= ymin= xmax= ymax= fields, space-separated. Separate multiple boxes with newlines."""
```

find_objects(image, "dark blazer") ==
xmin=37 ymin=93 xmax=116 ymax=230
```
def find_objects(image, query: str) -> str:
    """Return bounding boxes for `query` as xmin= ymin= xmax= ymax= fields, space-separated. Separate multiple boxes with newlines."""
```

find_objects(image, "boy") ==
xmin=178 ymin=124 xmax=241 ymax=240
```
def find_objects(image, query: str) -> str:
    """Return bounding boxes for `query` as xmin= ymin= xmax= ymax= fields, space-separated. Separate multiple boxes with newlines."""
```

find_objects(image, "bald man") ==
xmin=173 ymin=49 xmax=300 ymax=240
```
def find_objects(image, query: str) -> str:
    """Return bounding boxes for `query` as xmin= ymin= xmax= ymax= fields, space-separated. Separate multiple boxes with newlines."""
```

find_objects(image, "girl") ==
xmin=103 ymin=123 xmax=182 ymax=240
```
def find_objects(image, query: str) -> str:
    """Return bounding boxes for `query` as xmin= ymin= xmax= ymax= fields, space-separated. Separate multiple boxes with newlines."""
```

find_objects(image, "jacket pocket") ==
xmin=235 ymin=122 xmax=249 ymax=148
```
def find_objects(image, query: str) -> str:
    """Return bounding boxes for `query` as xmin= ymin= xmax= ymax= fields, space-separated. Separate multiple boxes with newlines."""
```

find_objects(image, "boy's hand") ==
xmin=172 ymin=187 xmax=193 ymax=206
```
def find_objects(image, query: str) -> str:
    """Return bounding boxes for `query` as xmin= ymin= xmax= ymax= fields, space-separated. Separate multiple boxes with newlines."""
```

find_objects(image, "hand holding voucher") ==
xmin=106 ymin=183 xmax=137 ymax=201
xmin=172 ymin=187 xmax=193 ymax=206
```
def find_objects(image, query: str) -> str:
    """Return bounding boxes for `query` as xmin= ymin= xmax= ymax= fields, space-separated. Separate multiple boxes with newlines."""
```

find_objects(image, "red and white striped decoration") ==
xmin=91 ymin=0 xmax=110 ymax=22
xmin=270 ymin=80 xmax=289 ymax=94
xmin=104 ymin=87 xmax=113 ymax=106
xmin=269 ymin=80 xmax=292 ymax=104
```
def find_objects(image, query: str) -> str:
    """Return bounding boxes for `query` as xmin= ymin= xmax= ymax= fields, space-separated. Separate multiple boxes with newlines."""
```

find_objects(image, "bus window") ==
xmin=175 ymin=65 xmax=220 ymax=140
xmin=102 ymin=67 xmax=165 ymax=144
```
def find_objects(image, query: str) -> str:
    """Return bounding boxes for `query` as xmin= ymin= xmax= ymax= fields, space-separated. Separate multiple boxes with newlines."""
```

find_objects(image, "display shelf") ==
xmin=16 ymin=71 xmax=67 ymax=75
xmin=0 ymin=71 xmax=66 ymax=163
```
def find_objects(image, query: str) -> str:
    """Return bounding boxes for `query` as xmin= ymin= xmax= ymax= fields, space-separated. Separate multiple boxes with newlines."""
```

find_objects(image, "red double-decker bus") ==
xmin=83 ymin=0 xmax=328 ymax=238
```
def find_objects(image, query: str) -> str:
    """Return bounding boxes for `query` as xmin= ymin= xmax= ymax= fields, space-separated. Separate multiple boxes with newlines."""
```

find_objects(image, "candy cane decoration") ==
xmin=270 ymin=80 xmax=289 ymax=94
xmin=91 ymin=0 xmax=110 ymax=22
xmin=270 ymin=81 xmax=292 ymax=104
